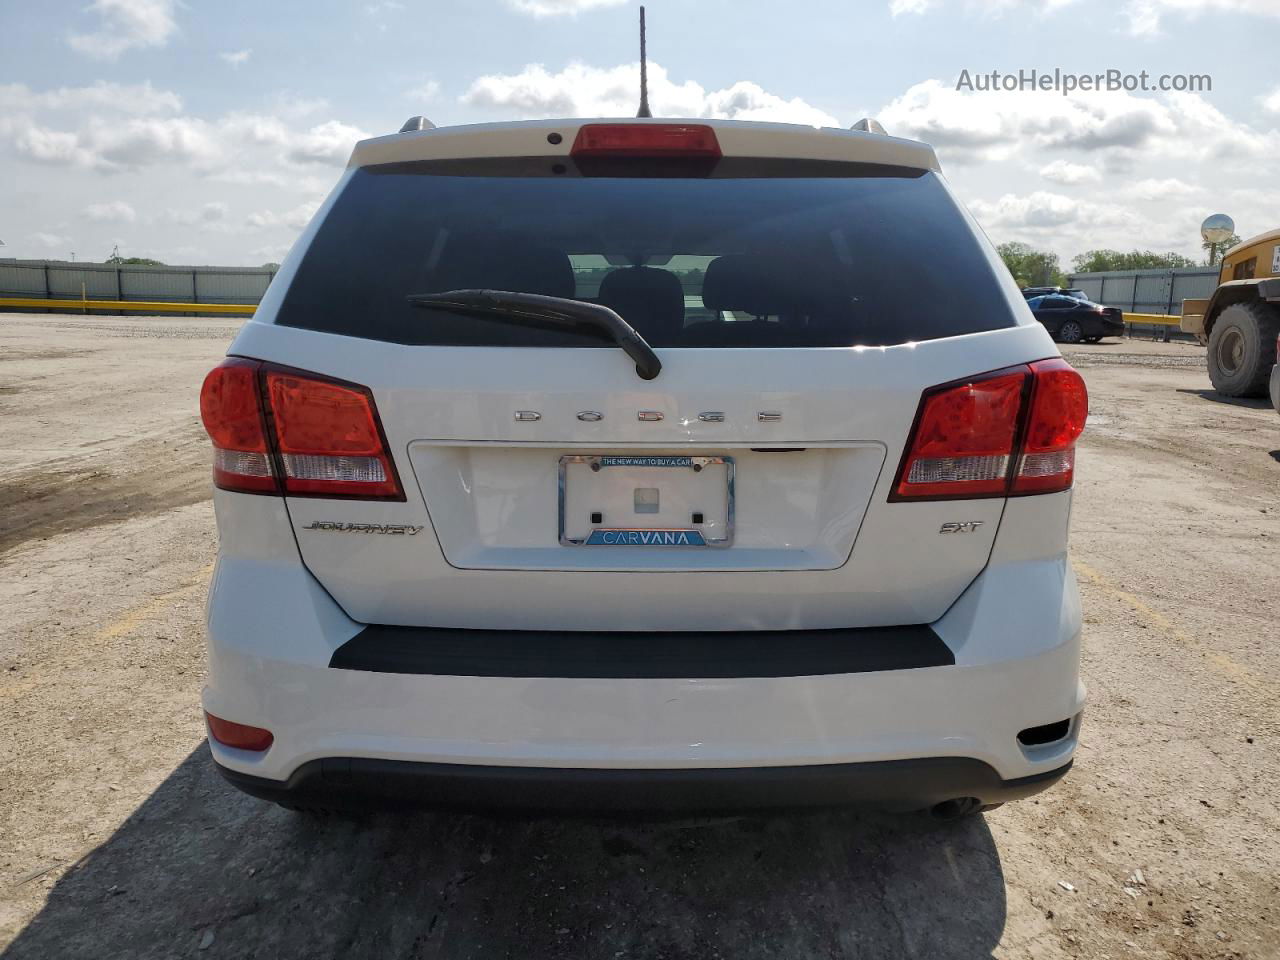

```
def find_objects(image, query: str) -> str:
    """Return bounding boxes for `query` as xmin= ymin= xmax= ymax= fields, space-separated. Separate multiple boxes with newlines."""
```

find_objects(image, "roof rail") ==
xmin=399 ymin=116 xmax=436 ymax=133
xmin=851 ymin=118 xmax=887 ymax=135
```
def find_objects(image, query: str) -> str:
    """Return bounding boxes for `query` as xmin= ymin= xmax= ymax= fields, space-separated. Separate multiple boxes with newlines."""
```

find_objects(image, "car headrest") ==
xmin=701 ymin=254 xmax=816 ymax=317
xmin=598 ymin=266 xmax=685 ymax=342
xmin=430 ymin=234 xmax=575 ymax=299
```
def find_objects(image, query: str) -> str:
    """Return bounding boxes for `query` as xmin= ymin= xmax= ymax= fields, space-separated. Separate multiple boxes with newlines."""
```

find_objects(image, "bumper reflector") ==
xmin=205 ymin=711 xmax=274 ymax=752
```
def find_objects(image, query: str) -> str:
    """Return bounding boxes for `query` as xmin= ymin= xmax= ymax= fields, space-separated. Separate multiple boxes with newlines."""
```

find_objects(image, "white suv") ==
xmin=200 ymin=118 xmax=1087 ymax=818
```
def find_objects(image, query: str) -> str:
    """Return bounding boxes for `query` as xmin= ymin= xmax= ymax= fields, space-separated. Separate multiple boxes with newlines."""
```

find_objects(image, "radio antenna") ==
xmin=636 ymin=6 xmax=652 ymax=118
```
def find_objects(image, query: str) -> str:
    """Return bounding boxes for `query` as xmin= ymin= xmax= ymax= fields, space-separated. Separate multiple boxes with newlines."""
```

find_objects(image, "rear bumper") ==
xmin=215 ymin=755 xmax=1074 ymax=814
xmin=204 ymin=492 xmax=1085 ymax=809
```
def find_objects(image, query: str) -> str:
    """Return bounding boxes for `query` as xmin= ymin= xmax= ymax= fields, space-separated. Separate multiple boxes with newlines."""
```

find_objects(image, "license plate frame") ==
xmin=558 ymin=455 xmax=735 ymax=547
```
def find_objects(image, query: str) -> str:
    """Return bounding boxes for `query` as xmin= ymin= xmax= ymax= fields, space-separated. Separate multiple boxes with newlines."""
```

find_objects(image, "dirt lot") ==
xmin=1 ymin=314 xmax=1277 ymax=960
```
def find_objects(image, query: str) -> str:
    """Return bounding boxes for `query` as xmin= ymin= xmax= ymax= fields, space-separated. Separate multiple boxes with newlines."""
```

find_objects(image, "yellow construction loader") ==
xmin=1180 ymin=229 xmax=1280 ymax=397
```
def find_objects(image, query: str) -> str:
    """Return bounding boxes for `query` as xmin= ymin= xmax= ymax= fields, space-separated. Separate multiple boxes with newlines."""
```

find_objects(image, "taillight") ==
xmin=198 ymin=359 xmax=404 ymax=500
xmin=892 ymin=359 xmax=1087 ymax=501
xmin=570 ymin=123 xmax=721 ymax=158
xmin=199 ymin=358 xmax=277 ymax=494
xmin=1012 ymin=358 xmax=1088 ymax=495
xmin=265 ymin=369 xmax=402 ymax=498
xmin=205 ymin=711 xmax=274 ymax=751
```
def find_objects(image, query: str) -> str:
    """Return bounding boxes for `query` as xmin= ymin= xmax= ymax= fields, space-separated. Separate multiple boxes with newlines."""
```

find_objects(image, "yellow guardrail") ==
xmin=1124 ymin=312 xmax=1181 ymax=326
xmin=0 ymin=297 xmax=256 ymax=315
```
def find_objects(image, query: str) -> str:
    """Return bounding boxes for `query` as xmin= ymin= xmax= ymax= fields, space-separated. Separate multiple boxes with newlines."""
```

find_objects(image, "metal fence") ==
xmin=1 ymin=259 xmax=1225 ymax=324
xmin=0 ymin=259 xmax=275 ymax=312
xmin=1066 ymin=267 xmax=1219 ymax=316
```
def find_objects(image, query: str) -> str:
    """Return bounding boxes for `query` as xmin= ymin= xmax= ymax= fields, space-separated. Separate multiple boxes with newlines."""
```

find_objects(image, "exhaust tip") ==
xmin=930 ymin=797 xmax=982 ymax=821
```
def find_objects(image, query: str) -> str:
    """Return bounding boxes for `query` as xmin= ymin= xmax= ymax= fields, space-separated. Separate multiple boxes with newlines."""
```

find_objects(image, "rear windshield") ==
xmin=276 ymin=160 xmax=1014 ymax=348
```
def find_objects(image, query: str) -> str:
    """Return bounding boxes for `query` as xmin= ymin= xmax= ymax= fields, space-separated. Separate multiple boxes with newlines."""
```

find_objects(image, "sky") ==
xmin=1 ymin=0 xmax=1278 ymax=270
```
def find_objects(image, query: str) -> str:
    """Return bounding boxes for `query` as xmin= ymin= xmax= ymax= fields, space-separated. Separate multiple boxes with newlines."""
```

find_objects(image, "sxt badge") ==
xmin=939 ymin=521 xmax=984 ymax=534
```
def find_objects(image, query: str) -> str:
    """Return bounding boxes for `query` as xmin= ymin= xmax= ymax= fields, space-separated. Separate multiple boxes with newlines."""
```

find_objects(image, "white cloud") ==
xmin=406 ymin=80 xmax=442 ymax=102
xmin=93 ymin=117 xmax=222 ymax=168
xmin=31 ymin=232 xmax=71 ymax=249
xmin=163 ymin=202 xmax=230 ymax=225
xmin=971 ymin=191 xmax=1078 ymax=229
xmin=878 ymin=76 xmax=1280 ymax=262
xmin=1128 ymin=177 xmax=1201 ymax=200
xmin=968 ymin=190 xmax=1143 ymax=263
xmin=219 ymin=112 xmax=291 ymax=147
xmin=886 ymin=0 xmax=1279 ymax=33
xmin=286 ymin=120 xmax=368 ymax=164
xmin=68 ymin=0 xmax=178 ymax=60
xmin=250 ymin=243 xmax=293 ymax=262
xmin=877 ymin=79 xmax=1277 ymax=168
xmin=210 ymin=169 xmax=335 ymax=193
xmin=12 ymin=124 xmax=96 ymax=167
xmin=1123 ymin=0 xmax=1280 ymax=34
xmin=890 ymin=0 xmax=1078 ymax=16
xmin=1262 ymin=88 xmax=1280 ymax=114
xmin=220 ymin=49 xmax=252 ymax=68
xmin=878 ymin=79 xmax=1173 ymax=159
xmin=245 ymin=200 xmax=322 ymax=231
xmin=83 ymin=200 xmax=138 ymax=223
xmin=364 ymin=0 xmax=404 ymax=29
xmin=1039 ymin=159 xmax=1101 ymax=185
xmin=506 ymin=0 xmax=627 ymax=16
xmin=0 ymin=81 xmax=181 ymax=115
xmin=463 ymin=61 xmax=839 ymax=127
xmin=3 ymin=99 xmax=369 ymax=174
xmin=271 ymin=94 xmax=331 ymax=119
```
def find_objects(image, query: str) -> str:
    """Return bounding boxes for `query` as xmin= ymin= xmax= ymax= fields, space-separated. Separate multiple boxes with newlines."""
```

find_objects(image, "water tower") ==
xmin=1201 ymin=214 xmax=1235 ymax=266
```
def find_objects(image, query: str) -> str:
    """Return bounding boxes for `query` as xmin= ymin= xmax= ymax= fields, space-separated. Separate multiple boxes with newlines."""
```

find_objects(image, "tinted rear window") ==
xmin=276 ymin=160 xmax=1013 ymax=348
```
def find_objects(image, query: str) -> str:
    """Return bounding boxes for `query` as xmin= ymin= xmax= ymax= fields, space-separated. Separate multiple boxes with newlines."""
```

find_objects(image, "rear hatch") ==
xmin=225 ymin=121 xmax=1063 ymax=630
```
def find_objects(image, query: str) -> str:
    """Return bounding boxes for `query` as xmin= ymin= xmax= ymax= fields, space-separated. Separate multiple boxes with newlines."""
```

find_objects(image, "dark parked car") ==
xmin=1027 ymin=295 xmax=1125 ymax=343
xmin=1022 ymin=286 xmax=1088 ymax=300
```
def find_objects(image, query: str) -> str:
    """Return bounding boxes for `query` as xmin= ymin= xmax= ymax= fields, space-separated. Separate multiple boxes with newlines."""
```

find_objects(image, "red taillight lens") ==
xmin=205 ymin=711 xmax=274 ymax=751
xmin=892 ymin=370 xmax=1027 ymax=500
xmin=570 ymin=123 xmax=721 ymax=158
xmin=265 ymin=369 xmax=403 ymax=499
xmin=198 ymin=360 xmax=403 ymax=500
xmin=1012 ymin=358 xmax=1088 ymax=495
xmin=200 ymin=358 xmax=278 ymax=494
xmin=893 ymin=359 xmax=1087 ymax=501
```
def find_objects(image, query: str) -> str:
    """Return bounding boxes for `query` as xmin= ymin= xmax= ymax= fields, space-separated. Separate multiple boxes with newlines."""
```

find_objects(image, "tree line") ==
xmin=998 ymin=234 xmax=1240 ymax=288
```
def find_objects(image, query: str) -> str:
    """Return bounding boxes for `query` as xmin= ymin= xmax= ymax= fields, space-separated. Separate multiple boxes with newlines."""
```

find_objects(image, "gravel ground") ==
xmin=1 ymin=315 xmax=1277 ymax=960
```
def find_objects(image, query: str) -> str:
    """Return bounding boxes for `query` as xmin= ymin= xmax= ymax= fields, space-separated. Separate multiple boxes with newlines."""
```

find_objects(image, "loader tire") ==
xmin=1207 ymin=301 xmax=1280 ymax=398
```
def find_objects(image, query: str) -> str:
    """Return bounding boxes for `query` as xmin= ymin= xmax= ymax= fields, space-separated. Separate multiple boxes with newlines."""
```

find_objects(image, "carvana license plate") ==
xmin=559 ymin=455 xmax=734 ymax=547
xmin=584 ymin=528 xmax=707 ymax=546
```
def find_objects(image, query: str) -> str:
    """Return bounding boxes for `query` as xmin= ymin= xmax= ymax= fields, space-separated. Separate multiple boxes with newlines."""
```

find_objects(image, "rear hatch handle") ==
xmin=407 ymin=289 xmax=662 ymax=380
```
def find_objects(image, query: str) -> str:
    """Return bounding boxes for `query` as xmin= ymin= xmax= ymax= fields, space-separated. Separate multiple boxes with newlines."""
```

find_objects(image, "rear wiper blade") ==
xmin=407 ymin=289 xmax=661 ymax=381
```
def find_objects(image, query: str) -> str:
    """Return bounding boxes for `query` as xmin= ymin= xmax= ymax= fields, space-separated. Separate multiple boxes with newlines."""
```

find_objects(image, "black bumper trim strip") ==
xmin=328 ymin=623 xmax=954 ymax=678
xmin=216 ymin=756 xmax=1072 ymax=815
